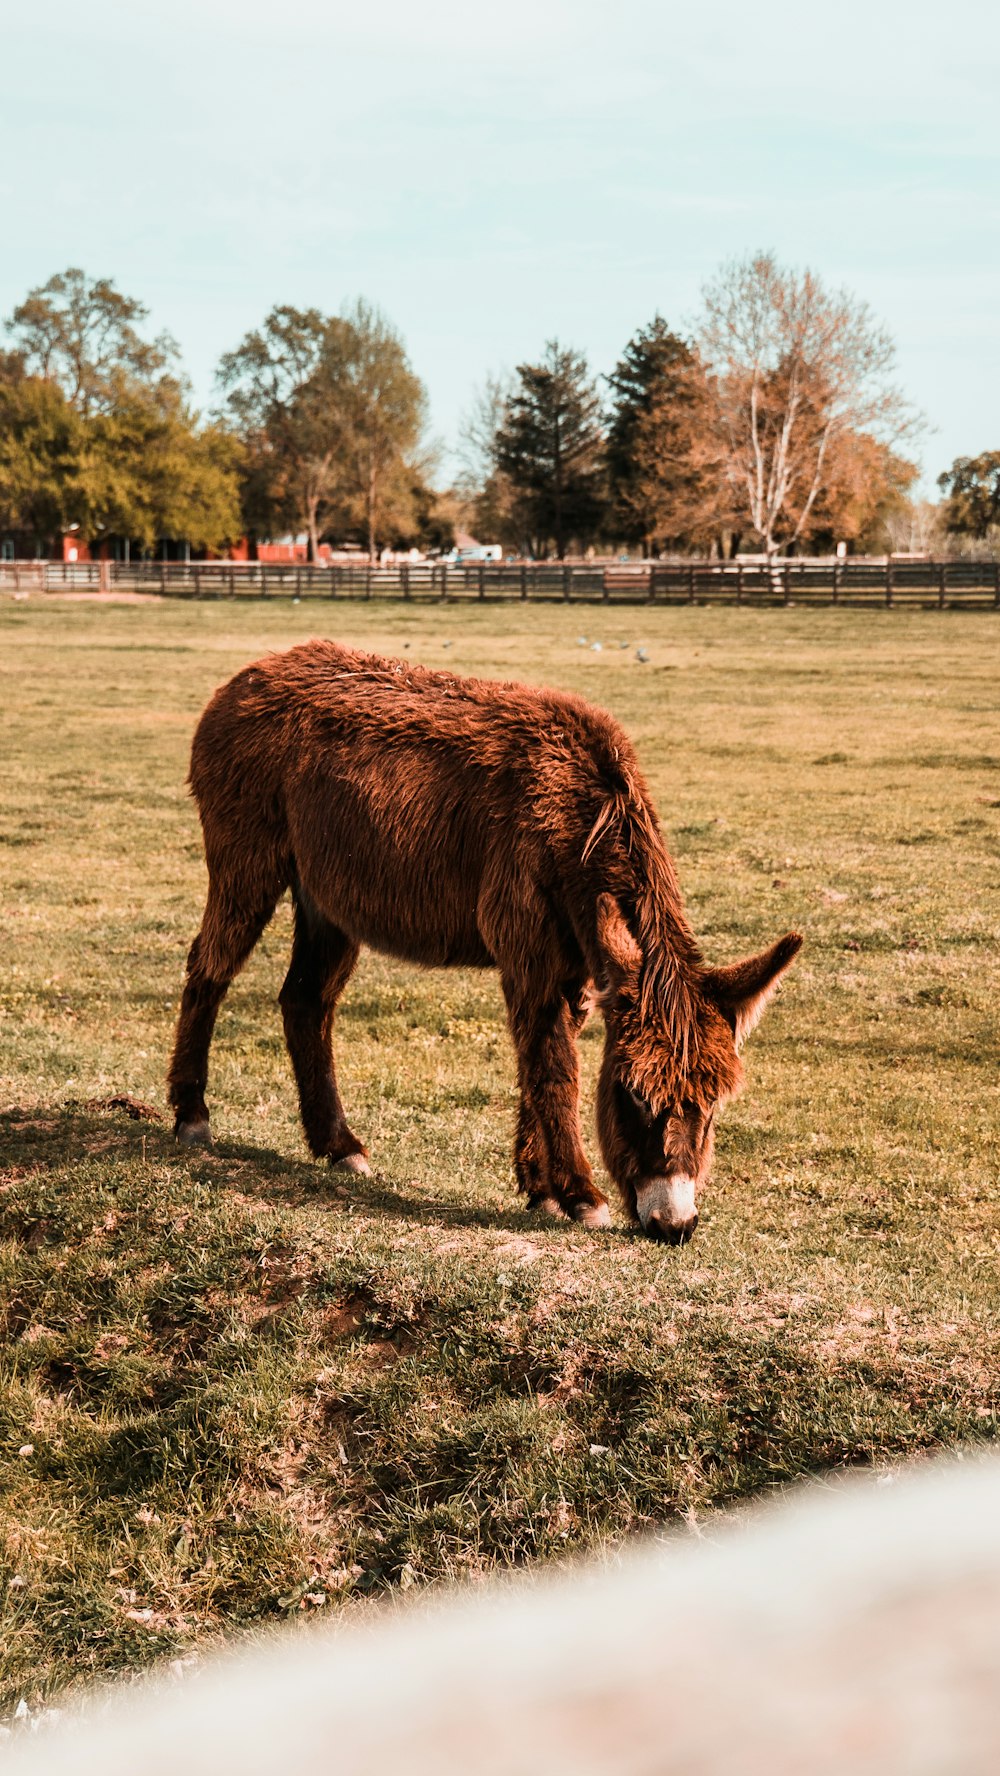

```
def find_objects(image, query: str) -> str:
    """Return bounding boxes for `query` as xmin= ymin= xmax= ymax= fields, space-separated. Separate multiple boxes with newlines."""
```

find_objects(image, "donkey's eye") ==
xmin=626 ymin=1087 xmax=651 ymax=1120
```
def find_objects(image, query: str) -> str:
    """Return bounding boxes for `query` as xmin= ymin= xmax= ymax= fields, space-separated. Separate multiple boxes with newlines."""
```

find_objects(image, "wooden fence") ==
xmin=1 ymin=557 xmax=998 ymax=608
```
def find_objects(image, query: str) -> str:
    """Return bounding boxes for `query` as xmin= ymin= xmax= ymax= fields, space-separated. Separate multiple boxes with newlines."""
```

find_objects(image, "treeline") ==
xmin=1 ymin=258 xmax=997 ymax=561
xmin=0 ymin=272 xmax=447 ymax=560
xmin=0 ymin=273 xmax=240 ymax=557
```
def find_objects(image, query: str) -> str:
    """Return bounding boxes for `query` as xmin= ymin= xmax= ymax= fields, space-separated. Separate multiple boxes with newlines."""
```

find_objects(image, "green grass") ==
xmin=1 ymin=593 xmax=998 ymax=1708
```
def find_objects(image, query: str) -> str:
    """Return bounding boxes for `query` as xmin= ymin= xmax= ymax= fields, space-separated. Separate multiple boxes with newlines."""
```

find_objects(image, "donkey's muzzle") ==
xmin=636 ymin=1177 xmax=699 ymax=1244
xmin=644 ymin=1209 xmax=699 ymax=1245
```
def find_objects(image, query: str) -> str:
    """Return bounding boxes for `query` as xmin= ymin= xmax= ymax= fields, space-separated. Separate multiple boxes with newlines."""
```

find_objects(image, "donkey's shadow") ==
xmin=0 ymin=1097 xmax=634 ymax=1242
xmin=204 ymin=1134 xmax=636 ymax=1240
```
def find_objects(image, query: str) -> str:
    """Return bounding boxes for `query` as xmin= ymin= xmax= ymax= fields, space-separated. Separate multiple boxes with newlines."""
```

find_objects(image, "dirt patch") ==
xmin=323 ymin=1295 xmax=369 ymax=1340
xmin=492 ymin=1234 xmax=542 ymax=1266
xmin=73 ymin=1095 xmax=164 ymax=1123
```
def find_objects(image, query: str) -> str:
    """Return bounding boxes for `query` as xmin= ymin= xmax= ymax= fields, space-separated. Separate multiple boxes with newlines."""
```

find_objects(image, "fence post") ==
xmin=736 ymin=561 xmax=744 ymax=606
xmin=832 ymin=560 xmax=840 ymax=606
xmin=783 ymin=561 xmax=791 ymax=606
xmin=441 ymin=566 xmax=448 ymax=603
xmin=402 ymin=565 xmax=410 ymax=600
xmin=885 ymin=558 xmax=893 ymax=609
xmin=478 ymin=563 xmax=485 ymax=601
xmin=562 ymin=564 xmax=571 ymax=601
xmin=939 ymin=561 xmax=947 ymax=610
xmin=688 ymin=563 xmax=695 ymax=604
xmin=520 ymin=563 xmax=527 ymax=601
xmin=994 ymin=560 xmax=1000 ymax=609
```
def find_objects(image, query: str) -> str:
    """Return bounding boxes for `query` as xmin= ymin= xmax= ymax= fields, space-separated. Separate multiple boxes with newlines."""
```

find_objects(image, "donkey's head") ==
xmin=594 ymin=894 xmax=802 ymax=1243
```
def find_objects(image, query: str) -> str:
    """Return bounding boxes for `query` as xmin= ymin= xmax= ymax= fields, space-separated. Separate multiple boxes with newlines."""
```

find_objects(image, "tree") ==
xmin=0 ymin=369 xmax=84 ymax=549
xmin=389 ymin=479 xmax=459 ymax=553
xmin=335 ymin=300 xmax=427 ymax=562
xmin=456 ymin=374 xmax=527 ymax=551
xmin=76 ymin=388 xmax=242 ymax=555
xmin=1 ymin=271 xmax=238 ymax=557
xmin=937 ymin=452 xmax=1000 ymax=541
xmin=493 ymin=342 xmax=606 ymax=557
xmin=7 ymin=268 xmax=179 ymax=417
xmin=219 ymin=306 xmax=354 ymax=562
xmin=220 ymin=301 xmax=426 ymax=561
xmin=606 ymin=317 xmax=729 ymax=554
xmin=802 ymin=427 xmax=918 ymax=553
xmin=699 ymin=252 xmax=918 ymax=556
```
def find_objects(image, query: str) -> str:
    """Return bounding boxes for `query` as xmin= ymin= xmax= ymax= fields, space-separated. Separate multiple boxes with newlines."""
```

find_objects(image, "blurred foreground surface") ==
xmin=6 ymin=1456 xmax=1000 ymax=1775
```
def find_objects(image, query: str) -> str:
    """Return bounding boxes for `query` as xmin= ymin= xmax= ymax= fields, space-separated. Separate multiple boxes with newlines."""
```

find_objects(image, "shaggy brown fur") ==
xmin=167 ymin=641 xmax=801 ymax=1241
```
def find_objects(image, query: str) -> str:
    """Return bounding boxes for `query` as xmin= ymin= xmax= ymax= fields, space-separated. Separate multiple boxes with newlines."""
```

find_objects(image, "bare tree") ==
xmin=699 ymin=252 xmax=920 ymax=557
xmin=456 ymin=374 xmax=512 ymax=495
xmin=455 ymin=373 xmax=529 ymax=549
xmin=882 ymin=497 xmax=945 ymax=557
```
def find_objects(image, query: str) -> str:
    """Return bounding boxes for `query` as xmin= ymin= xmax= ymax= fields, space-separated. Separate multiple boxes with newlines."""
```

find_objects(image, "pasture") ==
xmin=1 ymin=595 xmax=998 ymax=1709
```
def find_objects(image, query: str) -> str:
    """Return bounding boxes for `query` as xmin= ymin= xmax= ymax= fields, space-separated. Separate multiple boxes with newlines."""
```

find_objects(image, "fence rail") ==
xmin=1 ymin=557 xmax=998 ymax=608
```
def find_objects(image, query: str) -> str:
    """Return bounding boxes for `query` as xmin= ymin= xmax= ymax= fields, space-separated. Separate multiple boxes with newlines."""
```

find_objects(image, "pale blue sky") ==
xmin=2 ymin=0 xmax=997 ymax=486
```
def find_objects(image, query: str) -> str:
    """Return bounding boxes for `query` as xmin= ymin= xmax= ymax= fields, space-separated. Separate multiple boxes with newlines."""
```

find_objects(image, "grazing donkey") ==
xmin=168 ymin=641 xmax=800 ymax=1242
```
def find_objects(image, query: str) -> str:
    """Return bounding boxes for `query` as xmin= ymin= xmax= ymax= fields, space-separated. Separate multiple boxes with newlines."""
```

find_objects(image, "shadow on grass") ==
xmin=0 ymin=1099 xmax=640 ymax=1243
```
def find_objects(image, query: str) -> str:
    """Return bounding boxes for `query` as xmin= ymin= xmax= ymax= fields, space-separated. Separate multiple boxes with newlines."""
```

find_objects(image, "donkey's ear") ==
xmin=702 ymin=932 xmax=802 ymax=1047
xmin=595 ymin=893 xmax=642 ymax=990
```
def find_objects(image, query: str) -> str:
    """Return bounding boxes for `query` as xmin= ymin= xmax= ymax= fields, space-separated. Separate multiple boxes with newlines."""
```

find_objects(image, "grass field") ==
xmin=1 ymin=593 xmax=998 ymax=1710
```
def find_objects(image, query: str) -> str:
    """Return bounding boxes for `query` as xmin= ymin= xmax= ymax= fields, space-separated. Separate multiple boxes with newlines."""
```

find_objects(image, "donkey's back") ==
xmin=189 ymin=639 xmax=630 ymax=971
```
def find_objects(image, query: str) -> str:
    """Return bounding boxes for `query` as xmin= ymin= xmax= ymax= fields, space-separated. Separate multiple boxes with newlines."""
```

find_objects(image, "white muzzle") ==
xmin=635 ymin=1175 xmax=698 ymax=1233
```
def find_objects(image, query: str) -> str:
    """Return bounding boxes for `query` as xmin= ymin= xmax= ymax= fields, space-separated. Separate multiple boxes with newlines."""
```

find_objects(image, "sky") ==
xmin=2 ymin=0 xmax=998 ymax=489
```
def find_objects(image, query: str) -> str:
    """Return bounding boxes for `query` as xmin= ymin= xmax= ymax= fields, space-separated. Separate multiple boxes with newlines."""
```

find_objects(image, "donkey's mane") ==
xmin=620 ymin=796 xmax=704 ymax=1072
xmin=579 ymin=741 xmax=744 ymax=1111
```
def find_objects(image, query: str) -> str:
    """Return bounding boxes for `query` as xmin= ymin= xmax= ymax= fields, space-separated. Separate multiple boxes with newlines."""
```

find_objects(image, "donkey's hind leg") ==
xmin=168 ymin=872 xmax=283 ymax=1145
xmin=279 ymin=895 xmax=367 ymax=1172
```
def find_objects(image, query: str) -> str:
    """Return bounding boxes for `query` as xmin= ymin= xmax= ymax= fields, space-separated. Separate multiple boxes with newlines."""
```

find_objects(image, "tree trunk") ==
xmin=366 ymin=452 xmax=378 ymax=564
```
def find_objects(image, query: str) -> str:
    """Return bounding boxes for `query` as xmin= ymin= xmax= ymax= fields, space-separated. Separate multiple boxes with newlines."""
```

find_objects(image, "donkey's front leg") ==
xmin=503 ymin=981 xmax=610 ymax=1229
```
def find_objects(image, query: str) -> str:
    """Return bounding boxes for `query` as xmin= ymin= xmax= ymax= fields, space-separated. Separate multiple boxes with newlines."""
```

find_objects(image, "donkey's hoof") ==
xmin=176 ymin=1119 xmax=212 ymax=1148
xmin=528 ymin=1194 xmax=568 ymax=1220
xmin=332 ymin=1152 xmax=371 ymax=1176
xmin=572 ymin=1199 xmax=611 ymax=1230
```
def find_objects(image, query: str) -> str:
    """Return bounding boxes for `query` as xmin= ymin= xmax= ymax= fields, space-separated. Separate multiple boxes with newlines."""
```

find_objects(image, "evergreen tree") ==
xmin=606 ymin=318 xmax=725 ymax=553
xmin=493 ymin=342 xmax=605 ymax=557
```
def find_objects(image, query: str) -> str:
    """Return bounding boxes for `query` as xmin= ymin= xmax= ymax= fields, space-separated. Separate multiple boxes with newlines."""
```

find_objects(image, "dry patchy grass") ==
xmin=1 ymin=594 xmax=998 ymax=1707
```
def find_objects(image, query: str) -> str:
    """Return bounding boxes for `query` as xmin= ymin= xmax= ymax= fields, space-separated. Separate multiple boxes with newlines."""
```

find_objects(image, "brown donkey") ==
xmin=167 ymin=641 xmax=801 ymax=1242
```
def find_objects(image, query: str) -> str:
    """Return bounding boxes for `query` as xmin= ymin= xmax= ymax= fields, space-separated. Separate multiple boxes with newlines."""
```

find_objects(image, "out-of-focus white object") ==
xmin=7 ymin=1456 xmax=1000 ymax=1774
